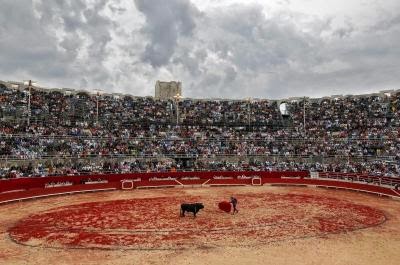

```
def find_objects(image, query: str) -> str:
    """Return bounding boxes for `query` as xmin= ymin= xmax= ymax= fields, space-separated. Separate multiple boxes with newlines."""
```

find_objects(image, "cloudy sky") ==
xmin=1 ymin=0 xmax=399 ymax=99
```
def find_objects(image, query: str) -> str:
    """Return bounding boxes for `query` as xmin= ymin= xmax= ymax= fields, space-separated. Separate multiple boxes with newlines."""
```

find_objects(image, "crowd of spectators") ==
xmin=0 ymin=132 xmax=398 ymax=160
xmin=1 ymin=159 xmax=398 ymax=179
xmin=0 ymin=83 xmax=399 ymax=179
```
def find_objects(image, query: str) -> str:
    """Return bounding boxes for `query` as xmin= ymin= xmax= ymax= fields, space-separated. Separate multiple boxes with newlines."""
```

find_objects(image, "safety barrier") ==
xmin=1 ymin=171 xmax=399 ymax=204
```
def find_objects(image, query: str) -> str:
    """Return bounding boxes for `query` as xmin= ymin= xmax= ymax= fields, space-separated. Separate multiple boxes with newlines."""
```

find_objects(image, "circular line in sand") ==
xmin=8 ymin=193 xmax=386 ymax=250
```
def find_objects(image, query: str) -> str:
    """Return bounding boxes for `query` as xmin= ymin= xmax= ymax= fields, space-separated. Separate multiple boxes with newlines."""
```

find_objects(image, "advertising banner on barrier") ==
xmin=0 ymin=171 xmax=309 ymax=193
xmin=2 ymin=171 xmax=400 ymax=204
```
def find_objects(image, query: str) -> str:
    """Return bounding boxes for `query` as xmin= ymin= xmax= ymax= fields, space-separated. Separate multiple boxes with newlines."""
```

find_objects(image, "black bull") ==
xmin=180 ymin=203 xmax=204 ymax=217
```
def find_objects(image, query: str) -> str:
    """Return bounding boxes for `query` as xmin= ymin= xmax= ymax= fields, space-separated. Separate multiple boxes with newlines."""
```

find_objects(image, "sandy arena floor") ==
xmin=0 ymin=186 xmax=399 ymax=265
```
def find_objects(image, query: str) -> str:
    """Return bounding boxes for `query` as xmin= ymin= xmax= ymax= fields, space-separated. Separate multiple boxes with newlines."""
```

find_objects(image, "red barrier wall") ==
xmin=262 ymin=178 xmax=400 ymax=198
xmin=1 ymin=171 xmax=399 ymax=204
xmin=0 ymin=171 xmax=308 ymax=193
xmin=0 ymin=183 xmax=119 ymax=203
xmin=318 ymin=172 xmax=400 ymax=185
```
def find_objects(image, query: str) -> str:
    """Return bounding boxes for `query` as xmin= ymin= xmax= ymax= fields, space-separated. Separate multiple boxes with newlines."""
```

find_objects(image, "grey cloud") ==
xmin=333 ymin=20 xmax=355 ymax=38
xmin=0 ymin=0 xmax=119 ymax=90
xmin=172 ymin=5 xmax=326 ymax=98
xmin=1 ymin=1 xmax=400 ymax=99
xmin=0 ymin=0 xmax=72 ymax=78
xmin=108 ymin=0 xmax=127 ymax=14
xmin=60 ymin=33 xmax=82 ymax=56
xmin=370 ymin=14 xmax=400 ymax=32
xmin=176 ymin=3 xmax=400 ymax=99
xmin=224 ymin=66 xmax=237 ymax=83
xmin=197 ymin=73 xmax=222 ymax=89
xmin=36 ymin=0 xmax=115 ymax=88
xmin=35 ymin=0 xmax=113 ymax=60
xmin=134 ymin=0 xmax=199 ymax=67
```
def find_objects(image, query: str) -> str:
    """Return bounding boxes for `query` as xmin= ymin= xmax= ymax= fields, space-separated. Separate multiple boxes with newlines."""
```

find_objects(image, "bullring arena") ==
xmin=1 ymin=171 xmax=400 ymax=265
